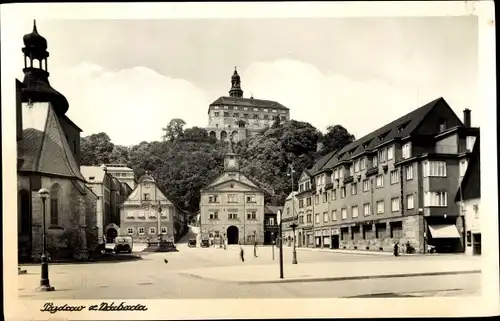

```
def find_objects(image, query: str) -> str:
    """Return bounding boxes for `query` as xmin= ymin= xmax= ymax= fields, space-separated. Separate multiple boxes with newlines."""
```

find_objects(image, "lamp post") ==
xmin=277 ymin=210 xmax=284 ymax=279
xmin=271 ymin=232 xmax=275 ymax=260
xmin=37 ymin=188 xmax=54 ymax=292
xmin=157 ymin=201 xmax=162 ymax=243
xmin=287 ymin=163 xmax=298 ymax=264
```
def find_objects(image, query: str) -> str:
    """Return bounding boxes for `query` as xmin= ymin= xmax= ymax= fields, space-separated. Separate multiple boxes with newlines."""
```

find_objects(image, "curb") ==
xmin=182 ymin=269 xmax=481 ymax=285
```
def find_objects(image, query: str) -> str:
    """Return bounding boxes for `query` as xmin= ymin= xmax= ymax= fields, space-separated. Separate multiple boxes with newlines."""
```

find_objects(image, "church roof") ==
xmin=17 ymin=102 xmax=85 ymax=181
xmin=210 ymin=96 xmax=289 ymax=111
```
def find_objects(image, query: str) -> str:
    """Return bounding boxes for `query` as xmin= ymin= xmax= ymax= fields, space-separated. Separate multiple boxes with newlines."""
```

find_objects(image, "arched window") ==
xmin=50 ymin=184 xmax=61 ymax=226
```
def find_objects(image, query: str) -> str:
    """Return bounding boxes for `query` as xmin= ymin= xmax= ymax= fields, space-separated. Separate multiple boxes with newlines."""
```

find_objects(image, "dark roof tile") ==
xmin=210 ymin=96 xmax=289 ymax=111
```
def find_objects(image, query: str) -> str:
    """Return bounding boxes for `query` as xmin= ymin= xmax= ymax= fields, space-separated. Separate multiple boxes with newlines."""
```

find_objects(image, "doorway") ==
xmin=227 ymin=226 xmax=239 ymax=245
xmin=331 ymin=235 xmax=340 ymax=249
xmin=106 ymin=228 xmax=118 ymax=243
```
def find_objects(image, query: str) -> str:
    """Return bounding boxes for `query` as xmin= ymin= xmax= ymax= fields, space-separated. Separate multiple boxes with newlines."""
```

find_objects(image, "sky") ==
xmin=10 ymin=17 xmax=478 ymax=146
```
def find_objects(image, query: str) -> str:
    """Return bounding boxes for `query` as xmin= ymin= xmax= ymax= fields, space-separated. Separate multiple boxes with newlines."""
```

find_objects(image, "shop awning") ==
xmin=428 ymin=224 xmax=461 ymax=239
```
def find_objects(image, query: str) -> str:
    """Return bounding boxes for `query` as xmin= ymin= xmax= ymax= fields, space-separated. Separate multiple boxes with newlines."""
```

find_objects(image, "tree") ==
xmin=182 ymin=127 xmax=212 ymax=142
xmin=319 ymin=124 xmax=356 ymax=156
xmin=162 ymin=118 xmax=186 ymax=142
xmin=80 ymin=132 xmax=115 ymax=165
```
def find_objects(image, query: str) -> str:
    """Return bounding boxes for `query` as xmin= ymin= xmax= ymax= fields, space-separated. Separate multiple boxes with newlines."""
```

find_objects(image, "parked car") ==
xmin=201 ymin=239 xmax=209 ymax=248
xmin=188 ymin=239 xmax=197 ymax=248
xmin=114 ymin=236 xmax=133 ymax=254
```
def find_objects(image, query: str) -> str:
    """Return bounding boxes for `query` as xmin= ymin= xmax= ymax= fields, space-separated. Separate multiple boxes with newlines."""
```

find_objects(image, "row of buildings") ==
xmin=199 ymin=98 xmax=481 ymax=255
xmin=281 ymin=99 xmax=481 ymax=255
xmin=16 ymin=22 xmax=187 ymax=262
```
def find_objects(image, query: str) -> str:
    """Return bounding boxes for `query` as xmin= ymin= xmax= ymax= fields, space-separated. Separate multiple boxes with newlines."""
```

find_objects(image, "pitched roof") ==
xmin=265 ymin=205 xmax=282 ymax=215
xmin=80 ymin=166 xmax=106 ymax=183
xmin=322 ymin=97 xmax=447 ymax=171
xmin=17 ymin=102 xmax=85 ymax=181
xmin=455 ymin=135 xmax=480 ymax=202
xmin=210 ymin=96 xmax=289 ymax=111
xmin=308 ymin=150 xmax=338 ymax=176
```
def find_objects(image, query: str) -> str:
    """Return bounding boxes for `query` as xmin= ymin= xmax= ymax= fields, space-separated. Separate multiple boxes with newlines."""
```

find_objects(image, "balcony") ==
xmin=366 ymin=166 xmax=379 ymax=177
xmin=343 ymin=176 xmax=354 ymax=184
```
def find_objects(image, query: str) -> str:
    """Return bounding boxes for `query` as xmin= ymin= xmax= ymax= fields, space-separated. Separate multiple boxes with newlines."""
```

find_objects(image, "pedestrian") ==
xmin=240 ymin=244 xmax=245 ymax=262
xmin=393 ymin=241 xmax=399 ymax=256
xmin=254 ymin=241 xmax=258 ymax=257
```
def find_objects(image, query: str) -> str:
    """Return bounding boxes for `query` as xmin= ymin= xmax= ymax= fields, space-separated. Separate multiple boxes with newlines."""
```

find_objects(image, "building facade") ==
xmin=295 ymin=98 xmax=479 ymax=254
xmin=105 ymin=164 xmax=137 ymax=190
xmin=281 ymin=191 xmax=299 ymax=247
xmin=120 ymin=174 xmax=179 ymax=243
xmin=455 ymin=133 xmax=481 ymax=255
xmin=263 ymin=205 xmax=280 ymax=245
xmin=199 ymin=144 xmax=265 ymax=245
xmin=16 ymin=22 xmax=98 ymax=262
xmin=206 ymin=68 xmax=291 ymax=142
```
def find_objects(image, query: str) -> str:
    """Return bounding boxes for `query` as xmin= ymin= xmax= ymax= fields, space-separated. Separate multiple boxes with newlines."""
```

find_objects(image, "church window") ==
xmin=50 ymin=184 xmax=61 ymax=226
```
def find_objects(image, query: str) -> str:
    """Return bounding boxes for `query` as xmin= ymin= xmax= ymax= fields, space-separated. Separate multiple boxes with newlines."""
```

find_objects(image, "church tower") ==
xmin=20 ymin=20 xmax=82 ymax=165
xmin=228 ymin=66 xmax=243 ymax=98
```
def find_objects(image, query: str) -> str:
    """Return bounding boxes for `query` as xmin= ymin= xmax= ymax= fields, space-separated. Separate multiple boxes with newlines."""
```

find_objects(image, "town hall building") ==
xmin=199 ymin=142 xmax=265 ymax=245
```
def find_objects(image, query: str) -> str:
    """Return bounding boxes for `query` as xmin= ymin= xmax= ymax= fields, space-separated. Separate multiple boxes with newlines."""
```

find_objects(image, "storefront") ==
xmin=314 ymin=230 xmax=322 ymax=248
xmin=330 ymin=228 xmax=340 ymax=249
xmin=322 ymin=230 xmax=330 ymax=248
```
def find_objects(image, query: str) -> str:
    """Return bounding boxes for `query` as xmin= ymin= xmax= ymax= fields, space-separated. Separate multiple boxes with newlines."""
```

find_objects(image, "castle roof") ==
xmin=210 ymin=96 xmax=290 ymax=111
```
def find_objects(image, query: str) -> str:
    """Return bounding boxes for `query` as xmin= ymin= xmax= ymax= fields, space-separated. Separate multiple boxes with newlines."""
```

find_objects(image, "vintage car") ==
xmin=200 ymin=239 xmax=210 ymax=248
xmin=188 ymin=239 xmax=197 ymax=248
xmin=114 ymin=236 xmax=133 ymax=254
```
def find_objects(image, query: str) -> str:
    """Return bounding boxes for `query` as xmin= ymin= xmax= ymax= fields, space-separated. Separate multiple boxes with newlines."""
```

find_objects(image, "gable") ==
xmin=203 ymin=179 xmax=262 ymax=193
xmin=204 ymin=171 xmax=259 ymax=190
xmin=298 ymin=171 xmax=310 ymax=183
xmin=123 ymin=183 xmax=173 ymax=205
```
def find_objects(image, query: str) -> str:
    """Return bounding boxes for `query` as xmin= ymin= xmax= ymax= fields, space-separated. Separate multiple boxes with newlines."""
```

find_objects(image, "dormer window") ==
xmin=397 ymin=121 xmax=411 ymax=132
xmin=439 ymin=119 xmax=447 ymax=132
xmin=89 ymin=176 xmax=95 ymax=180
xmin=378 ymin=130 xmax=390 ymax=141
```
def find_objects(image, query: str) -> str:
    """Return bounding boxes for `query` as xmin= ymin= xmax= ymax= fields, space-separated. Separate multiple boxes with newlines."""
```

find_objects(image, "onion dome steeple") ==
xmin=229 ymin=66 xmax=244 ymax=98
xmin=20 ymin=20 xmax=69 ymax=115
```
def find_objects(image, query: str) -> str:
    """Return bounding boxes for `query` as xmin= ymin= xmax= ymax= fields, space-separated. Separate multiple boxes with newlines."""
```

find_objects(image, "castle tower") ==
xmin=228 ymin=66 xmax=243 ymax=98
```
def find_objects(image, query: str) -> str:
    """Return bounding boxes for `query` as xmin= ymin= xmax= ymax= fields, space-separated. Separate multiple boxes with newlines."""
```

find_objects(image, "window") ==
xmin=253 ymin=114 xmax=259 ymax=119
xmin=340 ymin=187 xmax=346 ymax=198
xmin=305 ymin=182 xmax=310 ymax=190
xmin=459 ymin=160 xmax=468 ymax=177
xmin=315 ymin=213 xmax=320 ymax=224
xmin=149 ymin=227 xmax=156 ymax=235
xmin=315 ymin=195 xmax=319 ymax=205
xmin=228 ymin=194 xmax=238 ymax=203
xmin=214 ymin=112 xmax=220 ymax=117
xmin=351 ymin=183 xmax=358 ymax=195
xmin=391 ymin=198 xmax=400 ymax=212
xmin=307 ymin=214 xmax=312 ymax=223
xmin=363 ymin=203 xmax=371 ymax=216
xmin=378 ymin=149 xmax=387 ymax=163
xmin=423 ymin=161 xmax=447 ymax=177
xmin=228 ymin=213 xmax=238 ymax=219
xmin=246 ymin=195 xmax=256 ymax=203
xmin=332 ymin=210 xmax=337 ymax=221
xmin=354 ymin=159 xmax=360 ymax=172
xmin=50 ymin=198 xmax=59 ymax=226
xmin=306 ymin=197 xmax=312 ymax=206
xmin=247 ymin=211 xmax=257 ymax=220
xmin=209 ymin=211 xmax=219 ymax=220
xmin=405 ymin=165 xmax=413 ymax=180
xmin=299 ymin=215 xmax=304 ymax=224
xmin=299 ymin=184 xmax=304 ymax=192
xmin=466 ymin=136 xmax=476 ymax=151
xmin=373 ymin=155 xmax=378 ymax=167
xmin=323 ymin=212 xmax=329 ymax=222
xmin=376 ymin=200 xmax=384 ymax=214
xmin=143 ymin=193 xmax=150 ymax=200
xmin=322 ymin=193 xmax=328 ymax=203
xmin=387 ymin=146 xmax=394 ymax=160
xmin=352 ymin=206 xmax=359 ymax=218
xmin=390 ymin=170 xmax=399 ymax=184
xmin=424 ymin=192 xmax=447 ymax=207
xmin=138 ymin=227 xmax=145 ymax=235
xmin=390 ymin=222 xmax=403 ymax=238
xmin=341 ymin=208 xmax=347 ymax=220
xmin=127 ymin=227 xmax=134 ymax=235
xmin=349 ymin=166 xmax=354 ymax=176
xmin=160 ymin=227 xmax=167 ymax=234
xmin=375 ymin=174 xmax=384 ymax=188
xmin=299 ymin=199 xmax=304 ymax=208
xmin=360 ymin=158 xmax=366 ymax=170
xmin=331 ymin=189 xmax=337 ymax=200
xmin=402 ymin=143 xmax=412 ymax=159
xmin=363 ymin=179 xmax=370 ymax=192
xmin=224 ymin=112 xmax=229 ymax=117
xmin=334 ymin=169 xmax=339 ymax=179
xmin=209 ymin=195 xmax=219 ymax=203
xmin=407 ymin=194 xmax=415 ymax=210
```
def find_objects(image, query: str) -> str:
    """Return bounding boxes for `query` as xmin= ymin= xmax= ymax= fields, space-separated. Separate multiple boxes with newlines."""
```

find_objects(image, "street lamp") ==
xmin=37 ymin=188 xmax=55 ymax=292
xmin=277 ymin=209 xmax=284 ymax=279
xmin=287 ymin=163 xmax=298 ymax=264
xmin=157 ymin=201 xmax=162 ymax=243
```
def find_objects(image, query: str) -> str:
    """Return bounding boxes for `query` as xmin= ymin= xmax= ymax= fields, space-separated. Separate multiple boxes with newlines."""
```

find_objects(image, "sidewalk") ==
xmin=181 ymin=256 xmax=481 ymax=284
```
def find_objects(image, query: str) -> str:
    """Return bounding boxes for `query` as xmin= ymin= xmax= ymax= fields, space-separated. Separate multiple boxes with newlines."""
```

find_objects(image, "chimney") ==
xmin=463 ymin=108 xmax=471 ymax=127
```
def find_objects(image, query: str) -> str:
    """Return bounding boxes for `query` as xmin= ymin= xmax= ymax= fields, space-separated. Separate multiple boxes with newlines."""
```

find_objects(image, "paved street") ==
xmin=18 ymin=243 xmax=481 ymax=299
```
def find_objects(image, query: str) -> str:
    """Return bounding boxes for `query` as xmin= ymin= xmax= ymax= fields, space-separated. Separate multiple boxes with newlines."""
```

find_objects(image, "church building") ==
xmin=199 ymin=141 xmax=265 ymax=245
xmin=16 ymin=21 xmax=99 ymax=262
xmin=206 ymin=67 xmax=291 ymax=142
